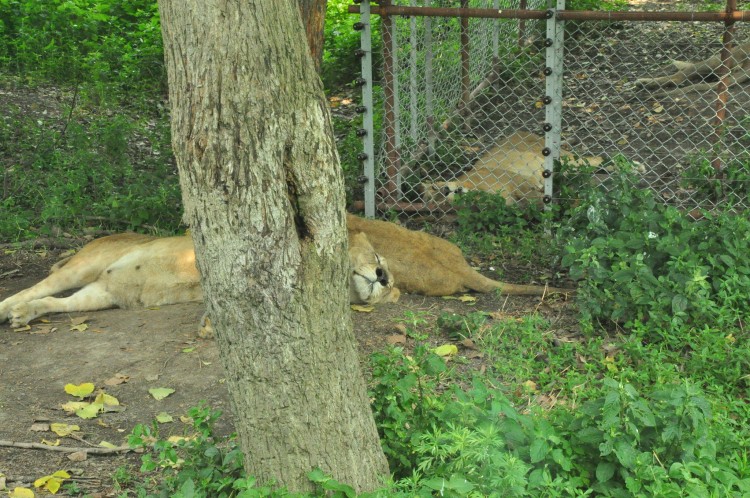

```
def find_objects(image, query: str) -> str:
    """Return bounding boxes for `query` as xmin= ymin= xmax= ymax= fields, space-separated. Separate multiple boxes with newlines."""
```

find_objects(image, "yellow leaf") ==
xmin=60 ymin=401 xmax=90 ymax=414
xmin=40 ymin=439 xmax=60 ymax=447
xmin=98 ymin=441 xmax=118 ymax=449
xmin=13 ymin=325 xmax=31 ymax=332
xmin=523 ymin=380 xmax=538 ymax=393
xmin=50 ymin=423 xmax=80 ymax=437
xmin=64 ymin=383 xmax=95 ymax=398
xmin=156 ymin=412 xmax=173 ymax=423
xmin=76 ymin=403 xmax=103 ymax=419
xmin=433 ymin=344 xmax=458 ymax=357
xmin=350 ymin=304 xmax=374 ymax=312
xmin=441 ymin=295 xmax=476 ymax=303
xmin=9 ymin=487 xmax=35 ymax=497
xmin=94 ymin=392 xmax=120 ymax=406
xmin=603 ymin=355 xmax=618 ymax=373
xmin=34 ymin=471 xmax=69 ymax=494
xmin=149 ymin=387 xmax=175 ymax=400
xmin=69 ymin=323 xmax=88 ymax=332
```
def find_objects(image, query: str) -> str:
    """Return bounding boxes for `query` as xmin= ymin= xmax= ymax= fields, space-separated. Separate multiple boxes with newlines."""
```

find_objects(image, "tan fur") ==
xmin=349 ymin=232 xmax=400 ymax=305
xmin=635 ymin=42 xmax=750 ymax=95
xmin=0 ymin=231 xmax=398 ymax=327
xmin=346 ymin=214 xmax=574 ymax=297
xmin=423 ymin=131 xmax=603 ymax=205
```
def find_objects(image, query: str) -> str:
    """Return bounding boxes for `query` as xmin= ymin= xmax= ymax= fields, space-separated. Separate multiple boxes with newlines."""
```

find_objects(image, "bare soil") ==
xmin=0 ymin=244 xmax=576 ymax=495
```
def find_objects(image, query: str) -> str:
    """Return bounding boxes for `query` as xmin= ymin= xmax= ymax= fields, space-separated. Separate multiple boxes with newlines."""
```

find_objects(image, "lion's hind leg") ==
xmin=0 ymin=263 xmax=98 ymax=324
xmin=9 ymin=281 xmax=117 ymax=327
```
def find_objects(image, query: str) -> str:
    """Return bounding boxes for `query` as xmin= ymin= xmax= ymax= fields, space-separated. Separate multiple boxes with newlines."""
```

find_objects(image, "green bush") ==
xmin=0 ymin=104 xmax=181 ymax=239
xmin=369 ymin=343 xmax=750 ymax=497
xmin=323 ymin=0 xmax=381 ymax=90
xmin=0 ymin=0 xmax=165 ymax=105
xmin=561 ymin=176 xmax=750 ymax=331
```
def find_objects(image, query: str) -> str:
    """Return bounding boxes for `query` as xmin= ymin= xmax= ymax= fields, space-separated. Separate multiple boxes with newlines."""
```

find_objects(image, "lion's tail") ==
xmin=467 ymin=271 xmax=575 ymax=296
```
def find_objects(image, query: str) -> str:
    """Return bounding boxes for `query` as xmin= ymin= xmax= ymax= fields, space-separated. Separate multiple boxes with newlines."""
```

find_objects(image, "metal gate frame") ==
xmin=351 ymin=0 xmax=750 ymax=217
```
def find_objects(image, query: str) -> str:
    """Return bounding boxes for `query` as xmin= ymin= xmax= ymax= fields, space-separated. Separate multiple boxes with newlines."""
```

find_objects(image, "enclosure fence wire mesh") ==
xmin=358 ymin=0 xmax=750 ymax=219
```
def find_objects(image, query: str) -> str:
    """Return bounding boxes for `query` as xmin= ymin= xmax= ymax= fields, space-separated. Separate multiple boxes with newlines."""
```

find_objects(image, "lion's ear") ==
xmin=349 ymin=231 xmax=374 ymax=250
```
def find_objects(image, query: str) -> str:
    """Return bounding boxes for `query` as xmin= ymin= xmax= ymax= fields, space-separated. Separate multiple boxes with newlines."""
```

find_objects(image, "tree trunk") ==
xmin=157 ymin=0 xmax=388 ymax=493
xmin=298 ymin=0 xmax=327 ymax=73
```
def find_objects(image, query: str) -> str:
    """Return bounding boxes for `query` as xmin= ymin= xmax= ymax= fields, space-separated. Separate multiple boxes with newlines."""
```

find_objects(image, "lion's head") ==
xmin=421 ymin=181 xmax=466 ymax=204
xmin=349 ymin=232 xmax=400 ymax=305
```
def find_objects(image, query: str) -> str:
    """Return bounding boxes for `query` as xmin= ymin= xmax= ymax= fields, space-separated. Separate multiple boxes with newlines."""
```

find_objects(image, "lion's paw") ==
xmin=9 ymin=303 xmax=36 ymax=328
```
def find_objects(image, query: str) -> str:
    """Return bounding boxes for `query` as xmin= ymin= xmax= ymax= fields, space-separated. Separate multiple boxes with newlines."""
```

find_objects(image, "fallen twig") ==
xmin=0 ymin=439 xmax=131 ymax=455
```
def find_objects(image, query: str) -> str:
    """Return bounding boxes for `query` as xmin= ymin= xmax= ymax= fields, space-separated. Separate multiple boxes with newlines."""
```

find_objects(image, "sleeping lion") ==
xmin=0 ymin=215 xmax=571 ymax=328
xmin=346 ymin=214 xmax=572 ymax=297
xmin=0 ymin=229 xmax=398 ymax=328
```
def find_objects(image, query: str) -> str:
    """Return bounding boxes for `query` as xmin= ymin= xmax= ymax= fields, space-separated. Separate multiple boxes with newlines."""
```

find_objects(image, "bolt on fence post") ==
xmin=358 ymin=0 xmax=376 ymax=218
xmin=543 ymin=0 xmax=565 ymax=210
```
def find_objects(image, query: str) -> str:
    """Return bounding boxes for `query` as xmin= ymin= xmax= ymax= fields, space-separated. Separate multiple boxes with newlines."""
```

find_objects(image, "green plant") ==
xmin=454 ymin=190 xmax=542 ymax=236
xmin=369 ymin=344 xmax=449 ymax=477
xmin=323 ymin=0 xmax=381 ymax=90
xmin=1 ymin=103 xmax=181 ymax=240
xmin=682 ymin=152 xmax=750 ymax=207
xmin=560 ymin=162 xmax=750 ymax=332
xmin=436 ymin=311 xmax=489 ymax=340
xmin=0 ymin=0 xmax=165 ymax=106
xmin=128 ymin=404 xmax=250 ymax=497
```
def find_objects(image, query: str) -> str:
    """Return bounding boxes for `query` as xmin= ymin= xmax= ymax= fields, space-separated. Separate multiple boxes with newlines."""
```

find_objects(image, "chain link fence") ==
xmin=353 ymin=0 xmax=750 ymax=219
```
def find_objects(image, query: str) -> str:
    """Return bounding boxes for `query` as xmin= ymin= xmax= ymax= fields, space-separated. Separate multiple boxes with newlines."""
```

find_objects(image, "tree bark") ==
xmin=157 ymin=0 xmax=388 ymax=493
xmin=298 ymin=0 xmax=327 ymax=73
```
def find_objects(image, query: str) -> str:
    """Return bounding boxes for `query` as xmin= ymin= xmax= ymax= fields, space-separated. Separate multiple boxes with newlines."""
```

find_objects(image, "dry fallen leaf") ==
xmin=61 ymin=401 xmax=90 ymax=414
xmin=34 ymin=470 xmax=70 ymax=494
xmin=29 ymin=423 xmax=50 ymax=432
xmin=350 ymin=304 xmax=374 ymax=312
xmin=149 ymin=387 xmax=175 ymax=400
xmin=70 ymin=316 xmax=89 ymax=326
xmin=9 ymin=487 xmax=35 ymax=498
xmin=104 ymin=373 xmax=130 ymax=386
xmin=67 ymin=451 xmax=87 ymax=462
xmin=94 ymin=392 xmax=120 ymax=406
xmin=385 ymin=334 xmax=406 ymax=345
xmin=460 ymin=338 xmax=477 ymax=350
xmin=50 ymin=423 xmax=80 ymax=437
xmin=64 ymin=383 xmax=95 ymax=399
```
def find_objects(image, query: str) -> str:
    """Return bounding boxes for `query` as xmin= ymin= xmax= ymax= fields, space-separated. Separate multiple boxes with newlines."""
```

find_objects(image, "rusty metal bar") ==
xmin=348 ymin=4 xmax=750 ymax=22
xmin=711 ymin=0 xmax=738 ymax=175
xmin=348 ymin=5 xmax=547 ymax=19
xmin=556 ymin=9 xmax=750 ymax=22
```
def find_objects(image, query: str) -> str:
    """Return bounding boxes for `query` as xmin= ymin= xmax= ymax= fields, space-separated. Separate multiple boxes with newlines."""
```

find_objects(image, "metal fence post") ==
xmin=543 ymin=0 xmax=565 ymax=209
xmin=358 ymin=0 xmax=376 ymax=218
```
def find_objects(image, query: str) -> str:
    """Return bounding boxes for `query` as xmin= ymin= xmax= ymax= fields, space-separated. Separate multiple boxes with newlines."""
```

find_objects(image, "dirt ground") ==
xmin=0 ymin=245 xmax=575 ymax=496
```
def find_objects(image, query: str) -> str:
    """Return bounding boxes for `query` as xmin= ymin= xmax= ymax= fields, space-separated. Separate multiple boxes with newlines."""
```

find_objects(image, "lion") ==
xmin=635 ymin=42 xmax=750 ymax=95
xmin=346 ymin=214 xmax=573 ymax=297
xmin=422 ymin=131 xmax=602 ymax=205
xmin=0 ymin=230 xmax=398 ymax=328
